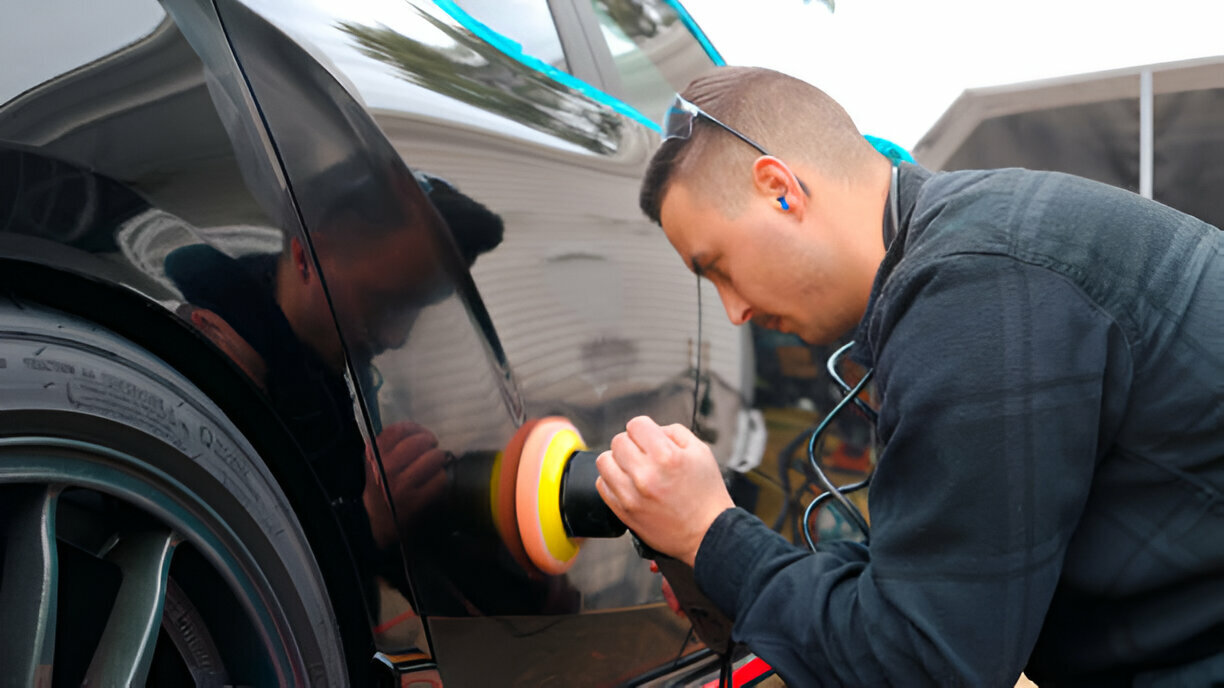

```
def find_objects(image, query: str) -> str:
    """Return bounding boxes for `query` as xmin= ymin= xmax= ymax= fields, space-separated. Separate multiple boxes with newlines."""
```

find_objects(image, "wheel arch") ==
xmin=0 ymin=256 xmax=375 ymax=684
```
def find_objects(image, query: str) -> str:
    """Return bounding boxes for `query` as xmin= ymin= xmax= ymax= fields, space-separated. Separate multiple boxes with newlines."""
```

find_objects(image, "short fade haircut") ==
xmin=639 ymin=66 xmax=879 ymax=225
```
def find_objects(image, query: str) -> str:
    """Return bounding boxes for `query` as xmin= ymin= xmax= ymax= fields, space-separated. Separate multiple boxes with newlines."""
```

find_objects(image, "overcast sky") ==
xmin=683 ymin=0 xmax=1224 ymax=148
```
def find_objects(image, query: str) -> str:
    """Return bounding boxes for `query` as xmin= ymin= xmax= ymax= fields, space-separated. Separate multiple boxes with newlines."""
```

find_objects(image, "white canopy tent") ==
xmin=913 ymin=55 xmax=1224 ymax=229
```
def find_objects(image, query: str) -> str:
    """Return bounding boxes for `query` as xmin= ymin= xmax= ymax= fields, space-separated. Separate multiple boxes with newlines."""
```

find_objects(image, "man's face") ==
xmin=659 ymin=181 xmax=865 ymax=345
xmin=322 ymin=230 xmax=447 ymax=364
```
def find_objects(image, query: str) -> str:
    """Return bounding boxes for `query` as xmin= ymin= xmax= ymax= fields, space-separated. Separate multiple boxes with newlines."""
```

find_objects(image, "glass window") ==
xmin=588 ymin=0 xmax=714 ymax=122
xmin=451 ymin=0 xmax=568 ymax=72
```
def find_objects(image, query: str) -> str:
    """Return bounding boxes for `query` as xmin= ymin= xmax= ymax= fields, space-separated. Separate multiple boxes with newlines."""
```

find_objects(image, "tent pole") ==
xmin=1139 ymin=69 xmax=1153 ymax=199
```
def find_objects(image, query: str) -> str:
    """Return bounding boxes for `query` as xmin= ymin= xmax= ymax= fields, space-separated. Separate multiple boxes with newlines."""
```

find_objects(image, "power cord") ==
xmin=694 ymin=272 xmax=737 ymax=687
xmin=692 ymin=271 xmax=703 ymax=430
xmin=826 ymin=341 xmax=878 ymax=423
xmin=801 ymin=366 xmax=874 ymax=548
xmin=771 ymin=342 xmax=878 ymax=549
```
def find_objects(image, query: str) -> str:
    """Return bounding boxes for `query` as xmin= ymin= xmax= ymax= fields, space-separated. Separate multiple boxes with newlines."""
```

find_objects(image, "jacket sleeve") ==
xmin=695 ymin=254 xmax=1129 ymax=687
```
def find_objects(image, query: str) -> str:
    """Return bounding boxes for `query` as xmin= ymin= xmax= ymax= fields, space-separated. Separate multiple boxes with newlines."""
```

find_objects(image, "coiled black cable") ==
xmin=826 ymin=341 xmax=878 ymax=424
xmin=768 ymin=341 xmax=878 ymax=549
xmin=801 ymin=367 xmax=874 ymax=549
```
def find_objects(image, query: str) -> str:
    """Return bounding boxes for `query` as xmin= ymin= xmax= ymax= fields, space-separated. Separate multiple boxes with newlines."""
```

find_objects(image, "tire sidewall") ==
xmin=0 ymin=300 xmax=347 ymax=685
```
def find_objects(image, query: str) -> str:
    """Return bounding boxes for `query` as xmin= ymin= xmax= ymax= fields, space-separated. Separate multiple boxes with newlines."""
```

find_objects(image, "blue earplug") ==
xmin=777 ymin=196 xmax=789 ymax=211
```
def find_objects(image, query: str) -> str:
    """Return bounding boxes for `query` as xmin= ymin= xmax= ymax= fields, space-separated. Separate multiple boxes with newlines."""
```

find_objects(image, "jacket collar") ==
xmin=850 ymin=162 xmax=933 ymax=368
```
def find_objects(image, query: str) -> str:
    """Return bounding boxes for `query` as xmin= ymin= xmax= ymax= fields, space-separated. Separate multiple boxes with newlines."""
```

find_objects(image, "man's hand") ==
xmin=363 ymin=421 xmax=449 ymax=548
xmin=595 ymin=416 xmax=735 ymax=567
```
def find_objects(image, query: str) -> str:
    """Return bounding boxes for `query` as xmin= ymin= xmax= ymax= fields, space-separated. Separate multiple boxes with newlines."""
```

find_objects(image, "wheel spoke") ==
xmin=84 ymin=529 xmax=179 ymax=687
xmin=0 ymin=484 xmax=60 ymax=688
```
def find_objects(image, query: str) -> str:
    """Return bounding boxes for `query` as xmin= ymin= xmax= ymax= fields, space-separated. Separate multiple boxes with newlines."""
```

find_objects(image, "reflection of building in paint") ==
xmin=117 ymin=210 xmax=282 ymax=295
xmin=0 ymin=4 xmax=167 ymax=104
xmin=367 ymin=109 xmax=746 ymax=467
xmin=337 ymin=3 xmax=627 ymax=154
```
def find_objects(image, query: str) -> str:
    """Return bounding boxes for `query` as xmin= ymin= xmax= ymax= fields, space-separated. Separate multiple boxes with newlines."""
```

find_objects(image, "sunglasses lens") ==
xmin=662 ymin=96 xmax=696 ymax=141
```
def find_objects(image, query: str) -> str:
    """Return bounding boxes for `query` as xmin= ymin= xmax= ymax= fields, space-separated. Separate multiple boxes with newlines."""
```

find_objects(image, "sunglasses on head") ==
xmin=662 ymin=94 xmax=810 ymax=196
xmin=663 ymin=94 xmax=771 ymax=155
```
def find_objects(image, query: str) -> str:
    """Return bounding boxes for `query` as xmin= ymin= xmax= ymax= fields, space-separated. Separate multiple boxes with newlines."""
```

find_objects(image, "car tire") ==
xmin=0 ymin=296 xmax=348 ymax=686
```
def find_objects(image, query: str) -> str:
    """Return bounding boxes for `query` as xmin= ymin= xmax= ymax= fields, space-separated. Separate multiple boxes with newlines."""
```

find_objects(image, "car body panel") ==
xmin=219 ymin=0 xmax=745 ymax=682
xmin=1 ymin=0 xmax=748 ymax=683
xmin=0 ymin=0 xmax=382 ymax=680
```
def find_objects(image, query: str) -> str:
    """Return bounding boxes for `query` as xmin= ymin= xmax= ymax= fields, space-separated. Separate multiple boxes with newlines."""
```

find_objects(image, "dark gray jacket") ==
xmin=696 ymin=164 xmax=1224 ymax=686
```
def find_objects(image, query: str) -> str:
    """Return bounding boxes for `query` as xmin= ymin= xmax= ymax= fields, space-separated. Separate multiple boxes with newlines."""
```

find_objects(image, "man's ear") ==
xmin=751 ymin=156 xmax=807 ymax=217
xmin=290 ymin=237 xmax=312 ymax=282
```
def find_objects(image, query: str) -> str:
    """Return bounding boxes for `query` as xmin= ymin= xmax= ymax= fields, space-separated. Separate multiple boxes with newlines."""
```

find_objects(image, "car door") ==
xmin=215 ymin=0 xmax=748 ymax=684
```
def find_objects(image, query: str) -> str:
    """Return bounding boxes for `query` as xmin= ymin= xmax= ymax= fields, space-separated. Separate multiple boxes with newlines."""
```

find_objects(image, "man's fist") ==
xmin=595 ymin=416 xmax=734 ymax=567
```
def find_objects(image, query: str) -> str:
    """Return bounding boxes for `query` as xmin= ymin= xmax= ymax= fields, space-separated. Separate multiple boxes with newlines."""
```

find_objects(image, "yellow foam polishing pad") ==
xmin=516 ymin=417 xmax=586 ymax=574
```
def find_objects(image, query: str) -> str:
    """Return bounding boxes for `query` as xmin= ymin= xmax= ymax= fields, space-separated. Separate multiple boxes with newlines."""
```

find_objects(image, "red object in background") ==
xmin=824 ymin=440 xmax=872 ymax=474
xmin=702 ymin=657 xmax=774 ymax=687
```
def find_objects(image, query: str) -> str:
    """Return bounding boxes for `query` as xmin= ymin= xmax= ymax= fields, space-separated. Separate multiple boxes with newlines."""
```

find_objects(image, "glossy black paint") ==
xmin=0 ymin=0 xmax=755 ymax=684
xmin=0 ymin=0 xmax=377 ymax=681
xmin=220 ymin=0 xmax=748 ymax=681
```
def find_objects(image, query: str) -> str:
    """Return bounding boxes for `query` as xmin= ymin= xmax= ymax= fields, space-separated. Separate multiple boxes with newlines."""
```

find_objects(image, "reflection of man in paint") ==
xmin=285 ymin=169 xmax=505 ymax=548
xmin=166 ymin=164 xmax=504 ymax=560
xmin=274 ymin=168 xmax=498 ymax=383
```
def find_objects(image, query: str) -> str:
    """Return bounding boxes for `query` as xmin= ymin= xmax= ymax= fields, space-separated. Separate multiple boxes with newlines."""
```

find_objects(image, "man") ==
xmin=595 ymin=66 xmax=1224 ymax=686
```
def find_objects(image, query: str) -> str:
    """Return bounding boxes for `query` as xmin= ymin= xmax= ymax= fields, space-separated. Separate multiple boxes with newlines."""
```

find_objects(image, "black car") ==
xmin=0 ymin=0 xmax=804 ymax=685
xmin=2 ymin=0 xmax=889 ymax=683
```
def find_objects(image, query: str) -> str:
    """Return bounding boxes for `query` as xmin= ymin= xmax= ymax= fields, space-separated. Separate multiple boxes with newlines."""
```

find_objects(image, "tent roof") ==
xmin=914 ymin=55 xmax=1224 ymax=170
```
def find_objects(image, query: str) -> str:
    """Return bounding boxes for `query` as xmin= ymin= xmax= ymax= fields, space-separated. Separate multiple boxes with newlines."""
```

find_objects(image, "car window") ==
xmin=448 ymin=0 xmax=569 ymax=72
xmin=587 ymin=0 xmax=714 ymax=123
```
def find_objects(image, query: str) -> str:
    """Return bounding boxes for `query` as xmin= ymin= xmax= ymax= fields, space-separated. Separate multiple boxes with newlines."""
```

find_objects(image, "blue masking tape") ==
xmin=432 ymin=0 xmax=660 ymax=131
xmin=864 ymin=134 xmax=915 ymax=164
xmin=433 ymin=0 xmax=914 ymax=163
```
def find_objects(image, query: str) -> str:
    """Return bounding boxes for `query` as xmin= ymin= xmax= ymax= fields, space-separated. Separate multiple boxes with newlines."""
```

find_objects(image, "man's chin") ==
xmin=792 ymin=323 xmax=837 ymax=346
xmin=757 ymin=316 xmax=826 ymax=345
xmin=772 ymin=319 xmax=802 ymax=340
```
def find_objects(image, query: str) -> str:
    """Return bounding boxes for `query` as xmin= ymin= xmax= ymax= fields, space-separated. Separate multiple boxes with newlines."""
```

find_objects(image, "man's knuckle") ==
xmin=610 ymin=433 xmax=628 ymax=453
xmin=620 ymin=492 xmax=640 ymax=511
xmin=627 ymin=415 xmax=653 ymax=434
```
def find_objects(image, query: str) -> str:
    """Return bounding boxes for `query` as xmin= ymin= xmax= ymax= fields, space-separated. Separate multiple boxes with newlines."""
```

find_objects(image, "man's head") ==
xmin=641 ymin=66 xmax=891 ymax=344
xmin=278 ymin=160 xmax=504 ymax=372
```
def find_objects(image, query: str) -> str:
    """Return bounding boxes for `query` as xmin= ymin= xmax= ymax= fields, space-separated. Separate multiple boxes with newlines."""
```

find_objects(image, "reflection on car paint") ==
xmin=0 ymin=0 xmax=763 ymax=683
xmin=339 ymin=2 xmax=629 ymax=154
xmin=0 ymin=0 xmax=409 ymax=666
xmin=223 ymin=0 xmax=748 ymax=679
xmin=431 ymin=0 xmax=659 ymax=130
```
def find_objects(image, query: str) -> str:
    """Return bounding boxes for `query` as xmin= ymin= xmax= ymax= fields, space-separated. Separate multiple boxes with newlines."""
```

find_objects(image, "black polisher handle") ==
xmin=561 ymin=450 xmax=735 ymax=654
xmin=634 ymin=537 xmax=735 ymax=656
xmin=560 ymin=450 xmax=627 ymax=538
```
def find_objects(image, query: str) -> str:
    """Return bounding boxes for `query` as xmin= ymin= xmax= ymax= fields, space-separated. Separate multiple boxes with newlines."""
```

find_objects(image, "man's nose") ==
xmin=716 ymin=284 xmax=753 ymax=326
